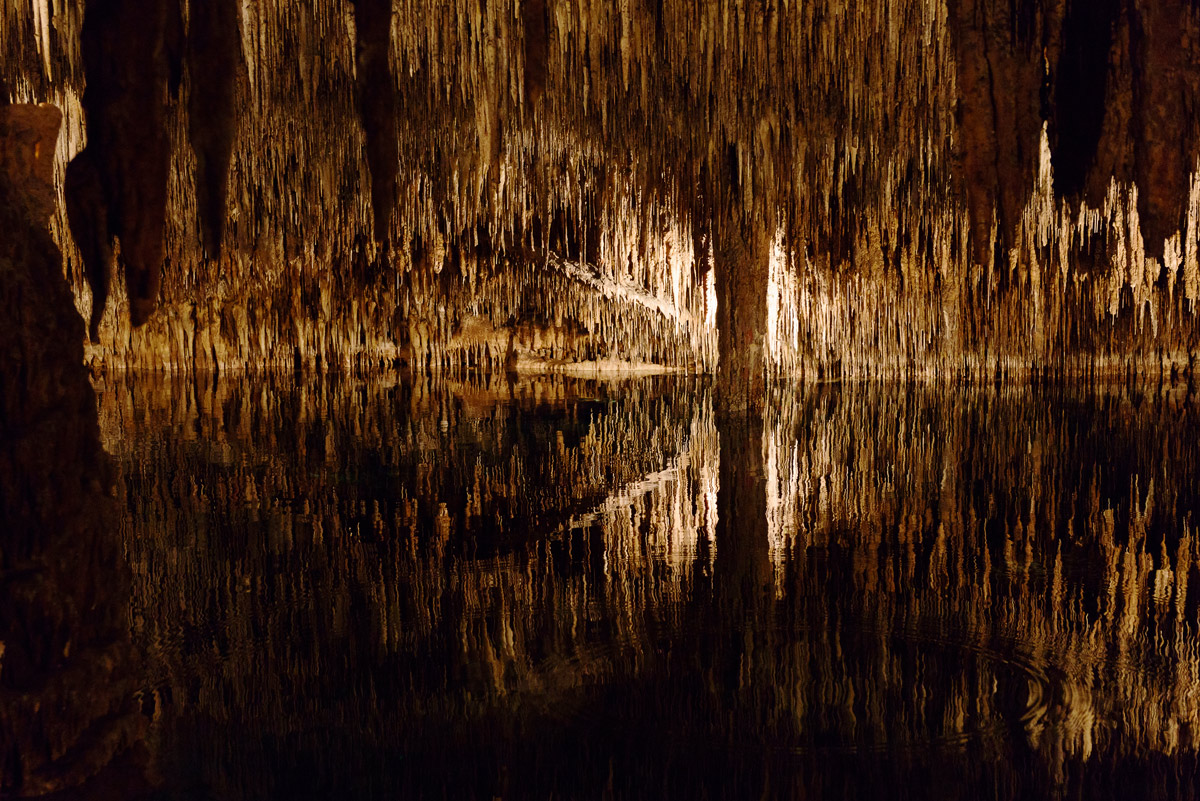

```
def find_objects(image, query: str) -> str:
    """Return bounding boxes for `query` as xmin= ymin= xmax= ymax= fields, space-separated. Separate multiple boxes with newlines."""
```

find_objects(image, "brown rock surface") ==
xmin=1 ymin=0 xmax=1199 ymax=385
xmin=0 ymin=101 xmax=145 ymax=797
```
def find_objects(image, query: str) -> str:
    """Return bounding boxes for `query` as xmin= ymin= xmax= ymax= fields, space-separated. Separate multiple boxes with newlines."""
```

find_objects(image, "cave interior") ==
xmin=3 ymin=0 xmax=1200 ymax=797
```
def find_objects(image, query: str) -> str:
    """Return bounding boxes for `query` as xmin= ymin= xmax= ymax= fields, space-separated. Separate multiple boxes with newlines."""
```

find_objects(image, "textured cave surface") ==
xmin=4 ymin=0 xmax=1200 ymax=797
xmin=1 ymin=0 xmax=1199 ymax=393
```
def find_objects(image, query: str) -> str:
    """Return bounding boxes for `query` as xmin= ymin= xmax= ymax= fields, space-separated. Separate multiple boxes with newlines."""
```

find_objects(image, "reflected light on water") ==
xmin=97 ymin=374 xmax=1200 ymax=798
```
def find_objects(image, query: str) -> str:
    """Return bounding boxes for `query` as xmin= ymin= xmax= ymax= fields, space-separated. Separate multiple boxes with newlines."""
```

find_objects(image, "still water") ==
xmin=97 ymin=374 xmax=1200 ymax=799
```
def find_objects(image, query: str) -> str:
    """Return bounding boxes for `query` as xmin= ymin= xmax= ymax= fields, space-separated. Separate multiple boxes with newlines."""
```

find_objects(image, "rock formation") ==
xmin=4 ymin=0 xmax=1200 ymax=407
xmin=0 ymin=99 xmax=145 ymax=797
xmin=5 ymin=3 xmax=1200 ymax=795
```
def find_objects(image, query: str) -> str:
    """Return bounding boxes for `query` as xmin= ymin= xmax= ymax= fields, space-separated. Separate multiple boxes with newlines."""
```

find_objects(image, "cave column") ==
xmin=710 ymin=208 xmax=774 ymax=684
xmin=714 ymin=214 xmax=772 ymax=416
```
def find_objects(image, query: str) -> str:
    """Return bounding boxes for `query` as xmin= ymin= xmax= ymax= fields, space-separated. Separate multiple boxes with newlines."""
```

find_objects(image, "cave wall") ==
xmin=2 ymin=0 xmax=1200 ymax=383
xmin=0 ymin=100 xmax=145 ymax=796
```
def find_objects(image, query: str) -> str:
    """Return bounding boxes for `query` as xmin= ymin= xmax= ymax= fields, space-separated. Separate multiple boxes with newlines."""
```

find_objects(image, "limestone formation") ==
xmin=1 ymin=0 xmax=1199 ymax=400
xmin=186 ymin=0 xmax=243 ymax=260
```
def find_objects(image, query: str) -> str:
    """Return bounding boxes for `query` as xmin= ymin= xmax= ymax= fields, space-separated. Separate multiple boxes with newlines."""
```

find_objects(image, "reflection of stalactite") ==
xmin=98 ymin=374 xmax=725 ymax=794
xmin=758 ymin=384 xmax=1200 ymax=764
xmin=105 ymin=373 xmax=710 ymax=677
xmin=97 ymin=370 xmax=1200 ymax=795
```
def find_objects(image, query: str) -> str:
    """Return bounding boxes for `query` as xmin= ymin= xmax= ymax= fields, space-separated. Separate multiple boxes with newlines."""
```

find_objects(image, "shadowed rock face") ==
xmin=187 ymin=0 xmax=243 ymax=261
xmin=1039 ymin=0 xmax=1200 ymax=263
xmin=1051 ymin=0 xmax=1119 ymax=201
xmin=351 ymin=0 xmax=399 ymax=244
xmin=950 ymin=0 xmax=1058 ymax=267
xmin=521 ymin=0 xmax=548 ymax=113
xmin=1130 ymin=0 xmax=1199 ymax=261
xmin=67 ymin=0 xmax=181 ymax=332
xmin=0 ymin=101 xmax=145 ymax=797
xmin=0 ymin=103 xmax=60 ymax=220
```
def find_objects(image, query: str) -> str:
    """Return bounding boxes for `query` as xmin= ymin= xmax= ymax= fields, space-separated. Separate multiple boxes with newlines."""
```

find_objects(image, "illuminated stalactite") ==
xmin=1 ymin=0 xmax=1199 ymax=381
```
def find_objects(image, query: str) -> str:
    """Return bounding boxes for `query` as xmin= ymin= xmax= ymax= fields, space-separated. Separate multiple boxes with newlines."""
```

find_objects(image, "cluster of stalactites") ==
xmin=760 ymin=123 xmax=1200 ymax=382
xmin=3 ymin=0 xmax=1200 ymax=376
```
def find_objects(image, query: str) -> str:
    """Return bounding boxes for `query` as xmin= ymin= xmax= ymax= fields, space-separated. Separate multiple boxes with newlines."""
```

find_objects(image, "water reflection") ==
xmin=99 ymin=375 xmax=1200 ymax=798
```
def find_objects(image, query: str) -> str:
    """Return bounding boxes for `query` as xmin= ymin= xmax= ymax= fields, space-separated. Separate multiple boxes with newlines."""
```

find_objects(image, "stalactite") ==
xmin=64 ymin=146 xmax=110 ymax=341
xmin=351 ymin=0 xmax=399 ymax=244
xmin=2 ymin=0 xmax=1199 ymax=381
xmin=67 ymin=0 xmax=181 ymax=330
xmin=186 ymin=0 xmax=243 ymax=260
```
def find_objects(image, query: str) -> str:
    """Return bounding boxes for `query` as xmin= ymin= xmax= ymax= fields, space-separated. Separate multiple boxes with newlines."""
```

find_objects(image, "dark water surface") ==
xmin=97 ymin=374 xmax=1200 ymax=799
